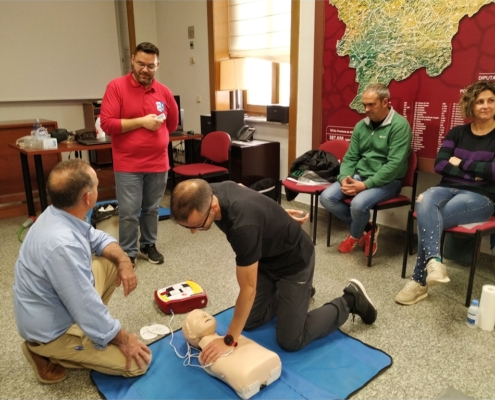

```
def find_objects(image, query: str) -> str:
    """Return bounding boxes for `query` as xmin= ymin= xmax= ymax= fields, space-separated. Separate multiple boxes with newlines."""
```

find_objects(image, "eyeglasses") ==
xmin=178 ymin=195 xmax=213 ymax=230
xmin=135 ymin=61 xmax=158 ymax=71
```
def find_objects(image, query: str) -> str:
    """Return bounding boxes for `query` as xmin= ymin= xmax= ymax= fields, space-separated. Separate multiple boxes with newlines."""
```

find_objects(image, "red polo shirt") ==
xmin=100 ymin=72 xmax=178 ymax=173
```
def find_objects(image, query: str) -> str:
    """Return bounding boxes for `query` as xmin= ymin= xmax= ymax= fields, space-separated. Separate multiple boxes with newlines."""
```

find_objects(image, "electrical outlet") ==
xmin=190 ymin=41 xmax=194 ymax=50
xmin=188 ymin=26 xmax=194 ymax=39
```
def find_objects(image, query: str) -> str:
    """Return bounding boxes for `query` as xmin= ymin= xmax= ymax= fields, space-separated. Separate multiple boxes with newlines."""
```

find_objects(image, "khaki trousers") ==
xmin=27 ymin=257 xmax=150 ymax=377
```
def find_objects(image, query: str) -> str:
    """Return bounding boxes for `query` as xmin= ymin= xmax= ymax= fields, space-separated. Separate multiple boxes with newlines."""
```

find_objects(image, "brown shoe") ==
xmin=21 ymin=341 xmax=67 ymax=384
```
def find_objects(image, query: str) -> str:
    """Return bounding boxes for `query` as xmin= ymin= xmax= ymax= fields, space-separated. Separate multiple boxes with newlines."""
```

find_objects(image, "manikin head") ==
xmin=182 ymin=309 xmax=217 ymax=348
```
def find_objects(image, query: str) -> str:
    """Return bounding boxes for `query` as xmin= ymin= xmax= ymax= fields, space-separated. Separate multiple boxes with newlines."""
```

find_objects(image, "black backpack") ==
xmin=250 ymin=178 xmax=277 ymax=201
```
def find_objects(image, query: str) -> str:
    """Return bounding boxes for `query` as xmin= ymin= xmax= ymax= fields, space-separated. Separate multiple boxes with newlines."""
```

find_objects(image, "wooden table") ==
xmin=9 ymin=132 xmax=203 ymax=217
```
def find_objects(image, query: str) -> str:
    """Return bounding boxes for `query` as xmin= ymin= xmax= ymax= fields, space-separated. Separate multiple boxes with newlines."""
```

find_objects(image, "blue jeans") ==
xmin=320 ymin=175 xmax=402 ymax=238
xmin=412 ymin=186 xmax=494 ymax=284
xmin=114 ymin=172 xmax=168 ymax=257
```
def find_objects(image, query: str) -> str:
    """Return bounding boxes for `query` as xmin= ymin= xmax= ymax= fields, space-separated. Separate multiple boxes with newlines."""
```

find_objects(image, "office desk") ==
xmin=231 ymin=140 xmax=280 ymax=187
xmin=1 ymin=119 xmax=59 ymax=219
xmin=9 ymin=133 xmax=203 ymax=218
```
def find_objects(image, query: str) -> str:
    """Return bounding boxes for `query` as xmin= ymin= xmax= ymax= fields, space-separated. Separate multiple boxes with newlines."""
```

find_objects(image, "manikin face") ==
xmin=182 ymin=309 xmax=217 ymax=344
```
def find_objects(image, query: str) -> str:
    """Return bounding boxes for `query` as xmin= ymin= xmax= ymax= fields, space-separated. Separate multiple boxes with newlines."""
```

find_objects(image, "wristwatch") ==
xmin=223 ymin=334 xmax=238 ymax=347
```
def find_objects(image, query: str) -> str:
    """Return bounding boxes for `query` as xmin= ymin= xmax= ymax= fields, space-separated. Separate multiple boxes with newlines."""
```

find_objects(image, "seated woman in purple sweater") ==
xmin=396 ymin=80 xmax=495 ymax=305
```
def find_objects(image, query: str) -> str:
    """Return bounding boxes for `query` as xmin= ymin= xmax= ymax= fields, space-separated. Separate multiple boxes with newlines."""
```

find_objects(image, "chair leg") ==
xmin=327 ymin=212 xmax=332 ymax=247
xmin=465 ymin=231 xmax=482 ymax=307
xmin=408 ymin=214 xmax=415 ymax=256
xmin=312 ymin=194 xmax=319 ymax=245
xmin=367 ymin=207 xmax=378 ymax=267
xmin=440 ymin=231 xmax=446 ymax=261
xmin=401 ymin=210 xmax=412 ymax=278
xmin=309 ymin=195 xmax=314 ymax=223
xmin=170 ymin=170 xmax=176 ymax=191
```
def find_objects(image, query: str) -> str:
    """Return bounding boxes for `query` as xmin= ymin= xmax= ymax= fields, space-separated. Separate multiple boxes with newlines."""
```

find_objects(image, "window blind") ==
xmin=228 ymin=0 xmax=291 ymax=62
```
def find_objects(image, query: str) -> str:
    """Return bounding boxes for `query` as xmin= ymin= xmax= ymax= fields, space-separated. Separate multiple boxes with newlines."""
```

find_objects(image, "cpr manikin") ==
xmin=182 ymin=309 xmax=282 ymax=399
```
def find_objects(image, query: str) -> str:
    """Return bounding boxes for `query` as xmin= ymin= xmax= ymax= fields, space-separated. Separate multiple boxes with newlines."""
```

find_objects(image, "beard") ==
xmin=132 ymin=67 xmax=154 ymax=86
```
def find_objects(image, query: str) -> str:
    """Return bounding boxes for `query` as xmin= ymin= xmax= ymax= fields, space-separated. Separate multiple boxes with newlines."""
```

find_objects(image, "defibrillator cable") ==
xmin=167 ymin=310 xmax=233 ymax=369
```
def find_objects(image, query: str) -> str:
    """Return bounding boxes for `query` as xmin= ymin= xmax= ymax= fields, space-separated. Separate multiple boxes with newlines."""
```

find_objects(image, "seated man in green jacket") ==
xmin=320 ymin=83 xmax=412 ymax=258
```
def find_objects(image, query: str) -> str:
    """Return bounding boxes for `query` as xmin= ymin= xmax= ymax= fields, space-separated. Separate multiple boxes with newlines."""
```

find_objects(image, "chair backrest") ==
xmin=402 ymin=151 xmax=418 ymax=188
xmin=200 ymin=131 xmax=231 ymax=163
xmin=318 ymin=140 xmax=350 ymax=163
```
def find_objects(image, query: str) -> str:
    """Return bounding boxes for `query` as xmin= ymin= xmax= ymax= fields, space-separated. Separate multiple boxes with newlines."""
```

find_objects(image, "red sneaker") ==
xmin=363 ymin=225 xmax=380 ymax=256
xmin=338 ymin=235 xmax=361 ymax=253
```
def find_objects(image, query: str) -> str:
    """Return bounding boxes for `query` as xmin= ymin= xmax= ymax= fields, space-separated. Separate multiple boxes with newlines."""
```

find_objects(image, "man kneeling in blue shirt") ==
xmin=13 ymin=159 xmax=151 ymax=384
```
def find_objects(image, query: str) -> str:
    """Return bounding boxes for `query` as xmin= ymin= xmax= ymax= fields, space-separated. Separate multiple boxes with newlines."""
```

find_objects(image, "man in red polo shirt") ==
xmin=100 ymin=42 xmax=178 ymax=266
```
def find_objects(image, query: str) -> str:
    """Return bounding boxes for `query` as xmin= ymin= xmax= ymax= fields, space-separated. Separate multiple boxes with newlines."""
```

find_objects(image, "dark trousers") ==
xmin=245 ymin=250 xmax=349 ymax=351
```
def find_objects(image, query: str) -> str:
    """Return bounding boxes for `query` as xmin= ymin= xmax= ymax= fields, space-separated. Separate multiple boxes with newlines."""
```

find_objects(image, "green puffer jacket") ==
xmin=338 ymin=107 xmax=412 ymax=189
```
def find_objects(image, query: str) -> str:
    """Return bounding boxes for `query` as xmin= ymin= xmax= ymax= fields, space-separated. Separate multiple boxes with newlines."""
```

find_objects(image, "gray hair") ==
xmin=364 ymin=83 xmax=390 ymax=101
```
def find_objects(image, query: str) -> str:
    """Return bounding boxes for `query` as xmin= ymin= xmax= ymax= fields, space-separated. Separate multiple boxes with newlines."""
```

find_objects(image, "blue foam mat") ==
xmin=86 ymin=202 xmax=170 ymax=222
xmin=91 ymin=308 xmax=392 ymax=400
xmin=158 ymin=206 xmax=170 ymax=220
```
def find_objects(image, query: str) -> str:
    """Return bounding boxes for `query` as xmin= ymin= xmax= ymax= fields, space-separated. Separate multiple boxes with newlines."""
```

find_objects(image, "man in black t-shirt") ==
xmin=171 ymin=179 xmax=377 ymax=365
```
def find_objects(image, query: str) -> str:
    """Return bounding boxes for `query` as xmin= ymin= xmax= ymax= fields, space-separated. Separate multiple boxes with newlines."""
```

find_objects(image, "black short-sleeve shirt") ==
xmin=212 ymin=181 xmax=314 ymax=277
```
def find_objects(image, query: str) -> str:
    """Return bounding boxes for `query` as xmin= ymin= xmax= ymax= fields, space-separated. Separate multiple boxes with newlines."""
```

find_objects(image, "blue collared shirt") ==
xmin=13 ymin=206 xmax=120 ymax=349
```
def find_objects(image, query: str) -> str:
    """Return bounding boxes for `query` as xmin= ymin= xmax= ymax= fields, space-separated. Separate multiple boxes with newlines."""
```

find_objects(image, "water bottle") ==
xmin=95 ymin=117 xmax=106 ymax=141
xmin=30 ymin=118 xmax=41 ymax=136
xmin=466 ymin=299 xmax=479 ymax=328
xmin=33 ymin=120 xmax=48 ymax=148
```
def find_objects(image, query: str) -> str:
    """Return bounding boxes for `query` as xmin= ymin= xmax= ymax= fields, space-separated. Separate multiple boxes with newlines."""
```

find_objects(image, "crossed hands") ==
xmin=450 ymin=156 xmax=483 ymax=180
xmin=341 ymin=176 xmax=367 ymax=197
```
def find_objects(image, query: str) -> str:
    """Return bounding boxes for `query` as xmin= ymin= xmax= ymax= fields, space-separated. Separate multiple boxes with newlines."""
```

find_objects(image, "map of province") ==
xmin=330 ymin=0 xmax=494 ymax=112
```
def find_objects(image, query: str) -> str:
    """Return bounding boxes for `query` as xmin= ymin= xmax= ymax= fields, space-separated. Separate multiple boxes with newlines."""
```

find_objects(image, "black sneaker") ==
xmin=140 ymin=244 xmax=164 ymax=264
xmin=343 ymin=279 xmax=377 ymax=325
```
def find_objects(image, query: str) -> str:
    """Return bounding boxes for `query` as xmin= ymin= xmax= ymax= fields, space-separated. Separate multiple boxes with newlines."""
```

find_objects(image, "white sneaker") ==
xmin=395 ymin=280 xmax=428 ymax=305
xmin=426 ymin=258 xmax=450 ymax=287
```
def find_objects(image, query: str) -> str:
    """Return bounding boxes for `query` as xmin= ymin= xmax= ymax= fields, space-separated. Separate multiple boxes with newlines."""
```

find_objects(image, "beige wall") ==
xmin=154 ymin=0 xmax=211 ymax=133
xmin=134 ymin=1 xmax=158 ymax=47
xmin=0 ymin=101 xmax=86 ymax=133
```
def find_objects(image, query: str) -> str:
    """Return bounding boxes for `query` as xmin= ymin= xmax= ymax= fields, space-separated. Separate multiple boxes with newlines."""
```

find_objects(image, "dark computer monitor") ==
xmin=173 ymin=95 xmax=183 ymax=131
xmin=210 ymin=109 xmax=245 ymax=139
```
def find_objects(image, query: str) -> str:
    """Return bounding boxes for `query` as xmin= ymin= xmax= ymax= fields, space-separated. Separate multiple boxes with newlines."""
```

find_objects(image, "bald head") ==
xmin=46 ymin=159 xmax=95 ymax=210
xmin=170 ymin=179 xmax=212 ymax=223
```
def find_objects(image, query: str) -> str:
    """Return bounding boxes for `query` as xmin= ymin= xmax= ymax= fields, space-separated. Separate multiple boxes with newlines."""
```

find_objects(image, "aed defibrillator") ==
xmin=154 ymin=280 xmax=208 ymax=314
